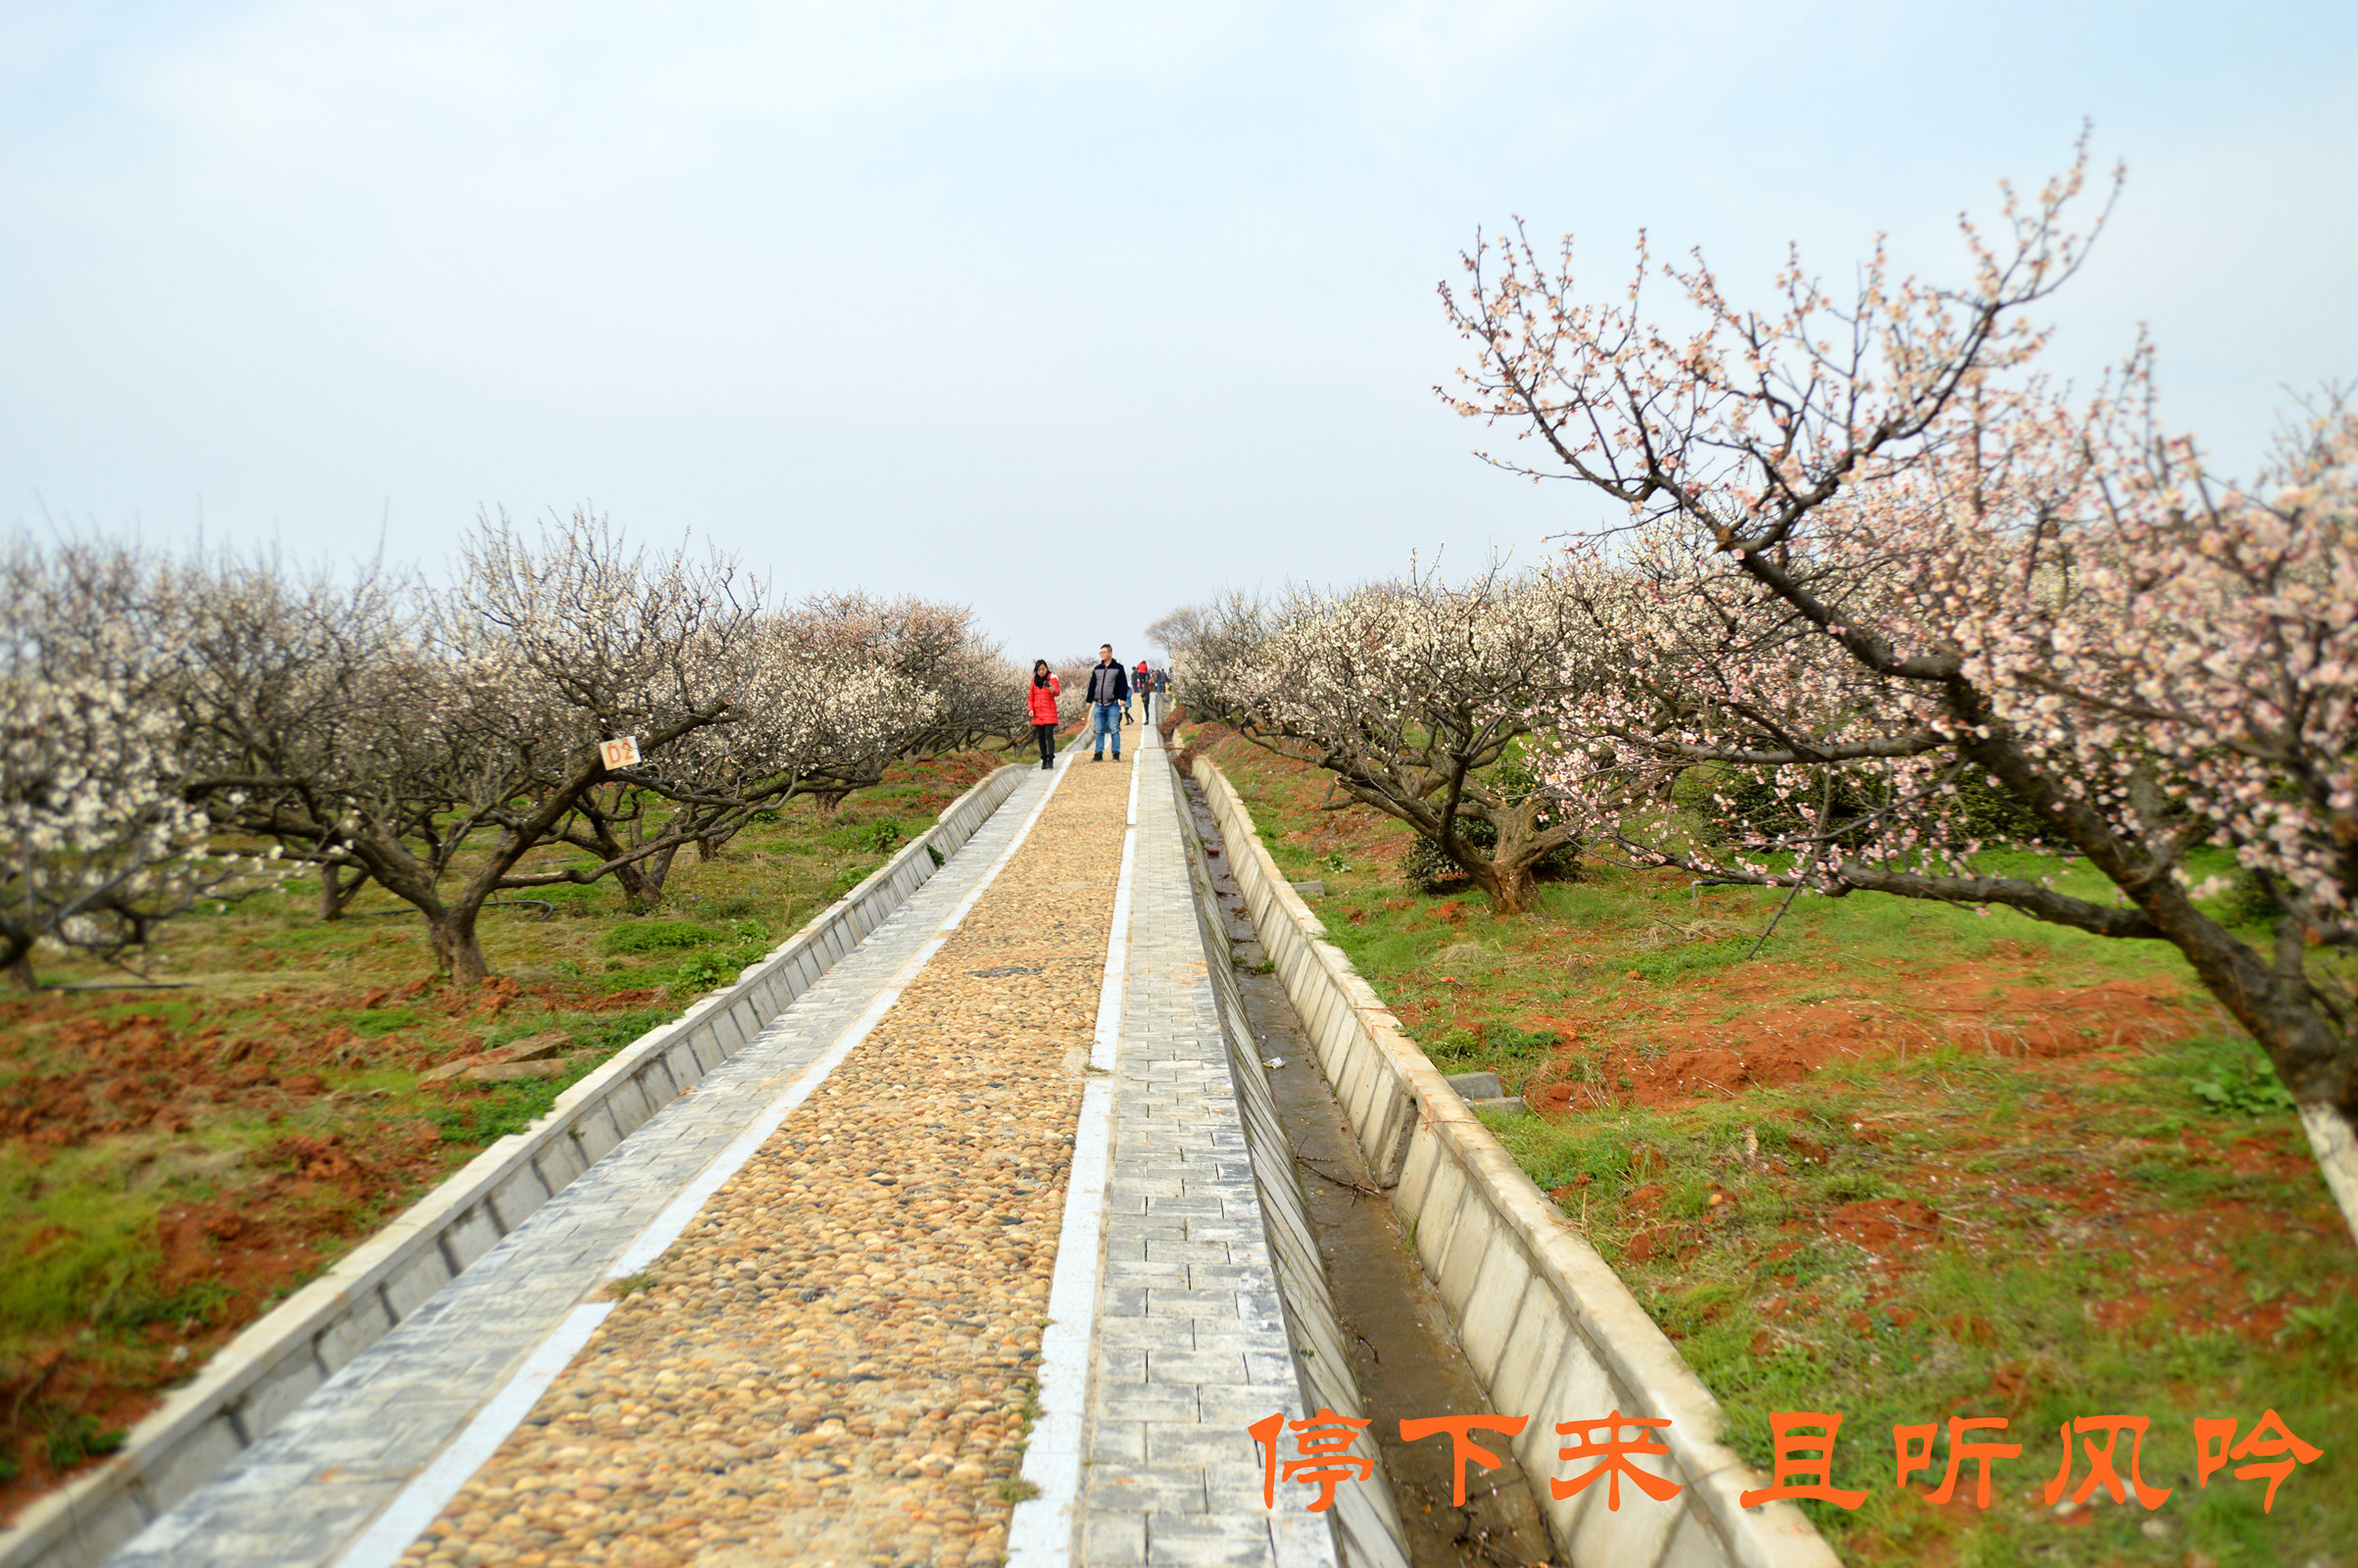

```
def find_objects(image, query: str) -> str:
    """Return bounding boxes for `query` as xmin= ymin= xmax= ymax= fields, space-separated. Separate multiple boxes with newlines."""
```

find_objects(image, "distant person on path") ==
xmin=1134 ymin=659 xmax=1154 ymax=726
xmin=1084 ymin=644 xmax=1130 ymax=761
xmin=1026 ymin=660 xmax=1061 ymax=770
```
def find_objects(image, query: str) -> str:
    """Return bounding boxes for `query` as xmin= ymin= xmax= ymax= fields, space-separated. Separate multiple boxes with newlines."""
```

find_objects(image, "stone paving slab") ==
xmin=1060 ymin=724 xmax=1344 ymax=1568
xmin=108 ymin=759 xmax=1069 ymax=1568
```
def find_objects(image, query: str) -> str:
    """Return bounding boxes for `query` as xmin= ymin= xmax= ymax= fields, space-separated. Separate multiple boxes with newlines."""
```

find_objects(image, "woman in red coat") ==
xmin=1026 ymin=660 xmax=1061 ymax=769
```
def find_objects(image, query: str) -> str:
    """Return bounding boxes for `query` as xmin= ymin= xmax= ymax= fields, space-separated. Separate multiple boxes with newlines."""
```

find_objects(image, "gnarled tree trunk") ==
xmin=425 ymin=904 xmax=491 ymax=986
xmin=318 ymin=861 xmax=370 ymax=922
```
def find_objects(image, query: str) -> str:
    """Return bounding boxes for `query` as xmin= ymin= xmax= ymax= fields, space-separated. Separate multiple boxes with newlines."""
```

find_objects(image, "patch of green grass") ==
xmin=421 ymin=1007 xmax=664 ymax=1145
xmin=0 ymin=1156 xmax=168 ymax=1337
xmin=95 ymin=1278 xmax=232 ymax=1335
xmin=1494 ymin=1037 xmax=2354 ymax=1564
xmin=2176 ymin=1037 xmax=2300 ymax=1118
xmin=598 ymin=920 xmax=722 ymax=956
xmin=343 ymin=1006 xmax=426 ymax=1038
xmin=1626 ymin=937 xmax=1757 ymax=983
xmin=38 ymin=1405 xmax=126 ymax=1468
xmin=423 ymin=1059 xmax=582 ymax=1144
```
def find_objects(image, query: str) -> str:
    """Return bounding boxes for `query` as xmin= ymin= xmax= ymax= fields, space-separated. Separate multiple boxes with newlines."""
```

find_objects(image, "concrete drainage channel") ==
xmin=1180 ymin=776 xmax=1559 ymax=1568
xmin=1187 ymin=753 xmax=1842 ymax=1568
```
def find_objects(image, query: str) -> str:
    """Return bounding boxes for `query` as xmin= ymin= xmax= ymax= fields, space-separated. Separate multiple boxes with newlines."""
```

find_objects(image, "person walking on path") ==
xmin=1083 ymin=644 xmax=1130 ymax=761
xmin=1133 ymin=659 xmax=1154 ymax=726
xmin=1026 ymin=660 xmax=1061 ymax=769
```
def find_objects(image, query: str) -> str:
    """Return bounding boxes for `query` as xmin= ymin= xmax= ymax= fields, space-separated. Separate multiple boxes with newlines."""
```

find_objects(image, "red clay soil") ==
xmin=0 ymin=982 xmax=628 ymax=1525
xmin=1526 ymin=949 xmax=2202 ymax=1115
xmin=1562 ymin=1032 xmax=2342 ymax=1351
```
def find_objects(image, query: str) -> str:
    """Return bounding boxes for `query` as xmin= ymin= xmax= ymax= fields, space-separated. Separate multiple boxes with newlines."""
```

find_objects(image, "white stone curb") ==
xmin=1005 ymin=752 xmax=1134 ymax=1564
xmin=1193 ymin=759 xmax=1840 ymax=1568
xmin=0 ymin=762 xmax=1031 ymax=1568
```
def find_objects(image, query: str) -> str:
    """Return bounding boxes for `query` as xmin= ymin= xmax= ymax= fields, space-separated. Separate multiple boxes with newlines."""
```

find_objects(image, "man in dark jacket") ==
xmin=1085 ymin=644 xmax=1130 ymax=761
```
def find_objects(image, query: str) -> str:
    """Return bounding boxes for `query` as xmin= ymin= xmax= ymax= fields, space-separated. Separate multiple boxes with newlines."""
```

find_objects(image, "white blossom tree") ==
xmin=1189 ymin=565 xmax=1583 ymax=912
xmin=795 ymin=593 xmax=1029 ymax=757
xmin=558 ymin=602 xmax=943 ymax=897
xmin=1154 ymin=592 xmax=1269 ymax=722
xmin=182 ymin=513 xmax=767 ymax=983
xmin=9 ymin=516 xmax=966 ymax=988
xmin=0 ymin=538 xmax=269 ymax=986
xmin=1442 ymin=140 xmax=2358 ymax=1240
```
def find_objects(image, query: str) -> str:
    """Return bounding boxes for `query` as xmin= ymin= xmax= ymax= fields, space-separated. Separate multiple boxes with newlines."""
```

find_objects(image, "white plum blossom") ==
xmin=1 ymin=540 xmax=269 ymax=985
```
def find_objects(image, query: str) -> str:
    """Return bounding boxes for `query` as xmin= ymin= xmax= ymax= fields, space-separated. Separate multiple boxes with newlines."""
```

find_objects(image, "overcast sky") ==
xmin=4 ymin=2 xmax=2352 ymax=662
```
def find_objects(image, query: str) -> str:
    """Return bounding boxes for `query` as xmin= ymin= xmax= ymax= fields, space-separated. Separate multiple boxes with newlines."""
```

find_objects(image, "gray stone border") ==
xmin=0 ymin=762 xmax=1029 ymax=1568
xmin=1193 ymin=759 xmax=1840 ymax=1568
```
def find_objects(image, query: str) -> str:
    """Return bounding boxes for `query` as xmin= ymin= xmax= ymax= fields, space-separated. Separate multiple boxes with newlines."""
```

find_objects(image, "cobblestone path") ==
xmin=397 ymin=752 xmax=1134 ymax=1568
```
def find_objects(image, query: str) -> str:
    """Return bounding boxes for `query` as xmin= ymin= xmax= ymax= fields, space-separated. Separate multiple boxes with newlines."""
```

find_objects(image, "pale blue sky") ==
xmin=4 ymin=2 xmax=2352 ymax=660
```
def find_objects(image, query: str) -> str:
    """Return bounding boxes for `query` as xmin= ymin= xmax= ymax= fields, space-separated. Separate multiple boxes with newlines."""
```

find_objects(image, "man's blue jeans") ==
xmin=1091 ymin=702 xmax=1121 ymax=758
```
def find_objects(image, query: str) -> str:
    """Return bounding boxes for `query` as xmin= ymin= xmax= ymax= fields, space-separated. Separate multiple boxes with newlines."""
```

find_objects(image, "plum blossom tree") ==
xmin=1189 ymin=565 xmax=1583 ymax=912
xmin=180 ymin=512 xmax=772 ymax=983
xmin=1154 ymin=592 xmax=1271 ymax=722
xmin=557 ymin=602 xmax=943 ymax=899
xmin=793 ymin=593 xmax=1029 ymax=757
xmin=8 ymin=516 xmax=966 ymax=988
xmin=0 ymin=538 xmax=270 ymax=986
xmin=1441 ymin=142 xmax=2358 ymax=1239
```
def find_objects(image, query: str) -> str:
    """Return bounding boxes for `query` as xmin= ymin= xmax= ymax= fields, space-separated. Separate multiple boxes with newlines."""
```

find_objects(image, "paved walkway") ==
xmin=110 ymin=719 xmax=1345 ymax=1568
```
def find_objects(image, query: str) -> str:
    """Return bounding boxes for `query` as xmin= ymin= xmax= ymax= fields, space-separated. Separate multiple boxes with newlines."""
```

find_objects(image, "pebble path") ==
xmin=399 ymin=747 xmax=1135 ymax=1568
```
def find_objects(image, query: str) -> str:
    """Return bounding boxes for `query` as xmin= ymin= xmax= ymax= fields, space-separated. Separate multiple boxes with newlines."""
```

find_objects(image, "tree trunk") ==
xmin=3 ymin=936 xmax=35 ymax=992
xmin=318 ymin=862 xmax=369 ymax=922
xmin=2297 ymin=1102 xmax=2358 ymax=1250
xmin=612 ymin=846 xmax=676 ymax=910
xmin=1470 ymin=859 xmax=1537 ymax=915
xmin=426 ymin=906 xmax=491 ymax=986
xmin=2089 ymin=861 xmax=2358 ymax=1247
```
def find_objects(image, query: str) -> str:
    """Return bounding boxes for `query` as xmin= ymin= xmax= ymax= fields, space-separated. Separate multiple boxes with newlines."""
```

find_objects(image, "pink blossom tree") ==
xmin=1441 ymin=141 xmax=2358 ymax=1239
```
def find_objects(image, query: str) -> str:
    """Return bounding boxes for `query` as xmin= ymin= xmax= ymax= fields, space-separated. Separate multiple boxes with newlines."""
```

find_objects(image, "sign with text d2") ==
xmin=599 ymin=736 xmax=641 ymax=770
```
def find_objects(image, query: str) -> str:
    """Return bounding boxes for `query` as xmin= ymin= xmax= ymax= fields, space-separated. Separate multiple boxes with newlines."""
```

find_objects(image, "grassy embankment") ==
xmin=1188 ymin=724 xmax=2355 ymax=1568
xmin=0 ymin=748 xmax=1006 ymax=1521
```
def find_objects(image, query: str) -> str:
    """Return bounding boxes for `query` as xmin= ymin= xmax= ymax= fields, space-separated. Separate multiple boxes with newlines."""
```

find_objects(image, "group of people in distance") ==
xmin=1026 ymin=644 xmax=1168 ymax=770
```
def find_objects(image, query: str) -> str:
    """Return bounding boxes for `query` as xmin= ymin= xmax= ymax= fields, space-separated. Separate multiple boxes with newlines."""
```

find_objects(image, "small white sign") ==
xmin=599 ymin=736 xmax=641 ymax=770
